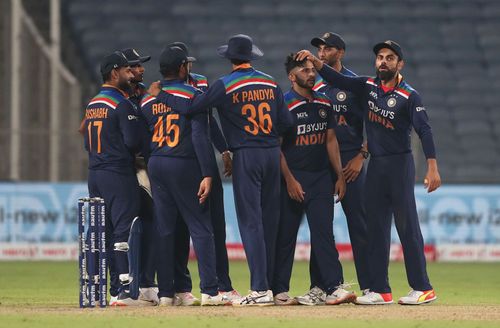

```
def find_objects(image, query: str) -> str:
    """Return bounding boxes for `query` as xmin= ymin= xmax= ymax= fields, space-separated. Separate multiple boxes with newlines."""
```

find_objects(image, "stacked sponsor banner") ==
xmin=1 ymin=183 xmax=500 ymax=261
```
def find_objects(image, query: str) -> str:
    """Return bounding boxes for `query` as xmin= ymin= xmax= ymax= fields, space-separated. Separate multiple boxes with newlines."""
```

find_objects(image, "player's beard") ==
xmin=295 ymin=75 xmax=315 ymax=89
xmin=118 ymin=78 xmax=133 ymax=94
xmin=376 ymin=66 xmax=397 ymax=81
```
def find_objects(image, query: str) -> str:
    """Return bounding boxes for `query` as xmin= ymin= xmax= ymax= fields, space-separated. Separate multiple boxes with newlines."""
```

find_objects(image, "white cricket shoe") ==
xmin=296 ymin=286 xmax=326 ymax=306
xmin=326 ymin=286 xmax=357 ymax=305
xmin=174 ymin=292 xmax=201 ymax=306
xmin=110 ymin=291 xmax=142 ymax=306
xmin=232 ymin=290 xmax=274 ymax=307
xmin=274 ymin=292 xmax=299 ymax=306
xmin=201 ymin=293 xmax=231 ymax=306
xmin=219 ymin=290 xmax=241 ymax=302
xmin=398 ymin=289 xmax=437 ymax=305
xmin=158 ymin=296 xmax=174 ymax=306
xmin=355 ymin=291 xmax=393 ymax=305
xmin=139 ymin=287 xmax=159 ymax=306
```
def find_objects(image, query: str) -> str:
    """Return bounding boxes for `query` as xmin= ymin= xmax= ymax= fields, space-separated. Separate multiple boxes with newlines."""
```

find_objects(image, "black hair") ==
xmin=285 ymin=53 xmax=306 ymax=74
xmin=230 ymin=59 xmax=249 ymax=66
xmin=160 ymin=64 xmax=182 ymax=79
xmin=101 ymin=71 xmax=112 ymax=83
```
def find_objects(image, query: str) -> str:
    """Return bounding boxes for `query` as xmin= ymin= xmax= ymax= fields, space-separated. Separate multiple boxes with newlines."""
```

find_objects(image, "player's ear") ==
xmin=397 ymin=59 xmax=404 ymax=71
xmin=110 ymin=68 xmax=119 ymax=81
xmin=338 ymin=49 xmax=345 ymax=60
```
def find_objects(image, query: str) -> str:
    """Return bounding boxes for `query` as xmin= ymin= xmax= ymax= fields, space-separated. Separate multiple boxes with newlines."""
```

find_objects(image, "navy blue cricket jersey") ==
xmin=281 ymin=89 xmax=335 ymax=172
xmin=318 ymin=65 xmax=436 ymax=159
xmin=188 ymin=72 xmax=228 ymax=153
xmin=156 ymin=64 xmax=293 ymax=150
xmin=84 ymin=85 xmax=140 ymax=174
xmin=140 ymin=80 xmax=212 ymax=176
xmin=313 ymin=66 xmax=364 ymax=152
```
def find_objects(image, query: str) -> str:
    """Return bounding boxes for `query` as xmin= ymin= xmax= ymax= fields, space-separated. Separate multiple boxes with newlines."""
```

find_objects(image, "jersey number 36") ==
xmin=241 ymin=102 xmax=272 ymax=136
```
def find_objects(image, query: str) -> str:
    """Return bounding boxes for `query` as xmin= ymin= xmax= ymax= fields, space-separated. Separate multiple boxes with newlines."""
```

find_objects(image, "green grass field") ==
xmin=1 ymin=261 xmax=500 ymax=327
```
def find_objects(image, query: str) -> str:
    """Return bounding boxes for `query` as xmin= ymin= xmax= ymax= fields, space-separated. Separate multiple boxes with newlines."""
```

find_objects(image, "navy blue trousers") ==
xmin=365 ymin=153 xmax=432 ymax=293
xmin=138 ymin=186 xmax=158 ymax=288
xmin=148 ymin=156 xmax=218 ymax=298
xmin=173 ymin=169 xmax=234 ymax=292
xmin=323 ymin=150 xmax=371 ymax=290
xmin=232 ymin=147 xmax=280 ymax=291
xmin=273 ymin=169 xmax=344 ymax=295
xmin=88 ymin=169 xmax=140 ymax=297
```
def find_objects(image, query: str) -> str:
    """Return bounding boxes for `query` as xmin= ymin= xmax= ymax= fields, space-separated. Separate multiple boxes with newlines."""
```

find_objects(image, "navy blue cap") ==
xmin=373 ymin=40 xmax=403 ymax=60
xmin=100 ymin=51 xmax=139 ymax=75
xmin=217 ymin=34 xmax=263 ymax=61
xmin=168 ymin=42 xmax=196 ymax=62
xmin=159 ymin=46 xmax=188 ymax=71
xmin=121 ymin=48 xmax=151 ymax=64
xmin=311 ymin=32 xmax=346 ymax=50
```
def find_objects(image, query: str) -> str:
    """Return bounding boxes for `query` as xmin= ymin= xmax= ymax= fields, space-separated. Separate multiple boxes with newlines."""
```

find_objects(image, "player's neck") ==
xmin=332 ymin=60 xmax=342 ymax=73
xmin=293 ymin=85 xmax=313 ymax=100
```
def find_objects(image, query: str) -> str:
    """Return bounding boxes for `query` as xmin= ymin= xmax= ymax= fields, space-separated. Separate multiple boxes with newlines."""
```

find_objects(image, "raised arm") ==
xmin=295 ymin=50 xmax=366 ymax=95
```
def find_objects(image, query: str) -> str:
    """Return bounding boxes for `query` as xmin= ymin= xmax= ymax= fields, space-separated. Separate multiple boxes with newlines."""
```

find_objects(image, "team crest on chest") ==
xmin=319 ymin=108 xmax=327 ymax=118
xmin=387 ymin=97 xmax=397 ymax=107
xmin=336 ymin=91 xmax=347 ymax=102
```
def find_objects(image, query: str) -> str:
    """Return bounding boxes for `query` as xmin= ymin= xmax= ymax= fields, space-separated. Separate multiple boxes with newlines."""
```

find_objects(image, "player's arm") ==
xmin=147 ymin=80 xmax=225 ymax=116
xmin=280 ymin=148 xmax=305 ymax=202
xmin=343 ymin=141 xmax=368 ymax=183
xmin=209 ymin=111 xmax=232 ymax=177
xmin=117 ymin=100 xmax=141 ymax=152
xmin=275 ymin=86 xmax=295 ymax=134
xmin=78 ymin=117 xmax=86 ymax=135
xmin=326 ymin=128 xmax=346 ymax=202
xmin=191 ymin=112 xmax=213 ymax=204
xmin=409 ymin=92 xmax=441 ymax=193
xmin=295 ymin=50 xmax=366 ymax=95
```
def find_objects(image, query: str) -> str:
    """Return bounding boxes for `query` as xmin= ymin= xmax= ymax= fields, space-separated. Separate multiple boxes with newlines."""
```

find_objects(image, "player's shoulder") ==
xmin=87 ymin=88 xmax=126 ymax=110
xmin=341 ymin=66 xmax=358 ymax=77
xmin=162 ymin=82 xmax=197 ymax=99
xmin=395 ymin=79 xmax=418 ymax=100
xmin=283 ymin=90 xmax=306 ymax=111
xmin=312 ymin=75 xmax=327 ymax=92
xmin=222 ymin=68 xmax=277 ymax=93
xmin=189 ymin=72 xmax=208 ymax=88
xmin=140 ymin=93 xmax=157 ymax=108
xmin=312 ymin=91 xmax=333 ymax=107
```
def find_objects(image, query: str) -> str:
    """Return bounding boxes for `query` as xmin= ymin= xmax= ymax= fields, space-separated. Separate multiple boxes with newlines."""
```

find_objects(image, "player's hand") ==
xmin=286 ymin=177 xmax=305 ymax=202
xmin=334 ymin=176 xmax=346 ymax=203
xmin=342 ymin=153 xmax=364 ymax=183
xmin=222 ymin=151 xmax=232 ymax=177
xmin=147 ymin=81 xmax=161 ymax=97
xmin=295 ymin=50 xmax=323 ymax=70
xmin=198 ymin=177 xmax=212 ymax=204
xmin=424 ymin=168 xmax=441 ymax=193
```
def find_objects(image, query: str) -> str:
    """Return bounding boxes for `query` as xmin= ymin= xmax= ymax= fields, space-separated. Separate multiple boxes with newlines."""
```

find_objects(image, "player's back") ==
xmin=141 ymin=80 xmax=203 ymax=158
xmin=84 ymin=85 xmax=138 ymax=174
xmin=214 ymin=65 xmax=289 ymax=150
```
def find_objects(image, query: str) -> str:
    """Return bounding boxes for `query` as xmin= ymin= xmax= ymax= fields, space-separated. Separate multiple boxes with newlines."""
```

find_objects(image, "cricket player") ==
xmin=310 ymin=32 xmax=370 ymax=294
xmin=166 ymin=42 xmax=240 ymax=306
xmin=140 ymin=46 xmax=227 ymax=306
xmin=273 ymin=54 xmax=353 ymax=306
xmin=83 ymin=51 xmax=142 ymax=306
xmin=296 ymin=40 xmax=441 ymax=305
xmin=120 ymin=48 xmax=160 ymax=305
xmin=148 ymin=34 xmax=294 ymax=306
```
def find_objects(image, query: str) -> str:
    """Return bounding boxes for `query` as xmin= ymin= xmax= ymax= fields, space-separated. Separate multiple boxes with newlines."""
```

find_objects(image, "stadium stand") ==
xmin=57 ymin=0 xmax=499 ymax=183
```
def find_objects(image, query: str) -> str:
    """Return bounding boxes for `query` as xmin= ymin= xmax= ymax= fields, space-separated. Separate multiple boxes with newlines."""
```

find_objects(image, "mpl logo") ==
xmin=297 ymin=112 xmax=308 ymax=119
xmin=369 ymin=91 xmax=378 ymax=99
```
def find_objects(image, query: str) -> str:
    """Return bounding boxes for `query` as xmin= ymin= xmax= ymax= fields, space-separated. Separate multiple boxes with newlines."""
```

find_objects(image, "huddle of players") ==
xmin=83 ymin=32 xmax=441 ymax=307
